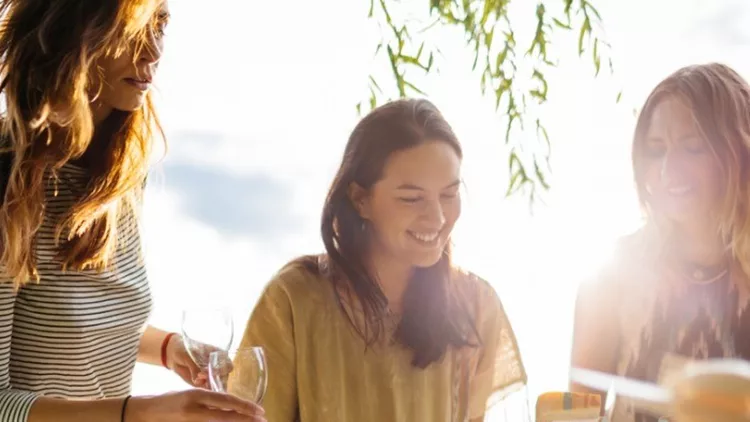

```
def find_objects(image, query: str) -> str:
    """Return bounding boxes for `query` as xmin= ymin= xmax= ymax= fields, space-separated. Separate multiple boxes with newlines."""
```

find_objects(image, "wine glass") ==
xmin=208 ymin=347 xmax=268 ymax=404
xmin=180 ymin=307 xmax=234 ymax=369
xmin=487 ymin=385 xmax=532 ymax=422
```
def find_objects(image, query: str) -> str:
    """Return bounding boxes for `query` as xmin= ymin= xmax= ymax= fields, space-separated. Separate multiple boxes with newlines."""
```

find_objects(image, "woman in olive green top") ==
xmin=234 ymin=99 xmax=527 ymax=421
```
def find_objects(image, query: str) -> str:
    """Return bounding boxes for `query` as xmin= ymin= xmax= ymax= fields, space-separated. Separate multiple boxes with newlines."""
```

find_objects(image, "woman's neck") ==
xmin=70 ymin=109 xmax=118 ymax=171
xmin=671 ymin=220 xmax=727 ymax=267
xmin=367 ymin=246 xmax=413 ymax=314
xmin=91 ymin=101 xmax=113 ymax=127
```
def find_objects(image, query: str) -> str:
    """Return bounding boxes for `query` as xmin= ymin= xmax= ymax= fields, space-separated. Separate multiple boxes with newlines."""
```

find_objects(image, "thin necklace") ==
xmin=674 ymin=260 xmax=730 ymax=285
xmin=685 ymin=267 xmax=729 ymax=285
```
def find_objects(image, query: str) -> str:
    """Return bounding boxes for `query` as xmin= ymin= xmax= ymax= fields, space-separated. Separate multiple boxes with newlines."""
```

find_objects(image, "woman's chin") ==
xmin=407 ymin=249 xmax=446 ymax=269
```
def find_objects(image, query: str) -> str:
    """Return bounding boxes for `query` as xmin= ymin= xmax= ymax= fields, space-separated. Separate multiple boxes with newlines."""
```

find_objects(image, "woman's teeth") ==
xmin=409 ymin=231 xmax=439 ymax=244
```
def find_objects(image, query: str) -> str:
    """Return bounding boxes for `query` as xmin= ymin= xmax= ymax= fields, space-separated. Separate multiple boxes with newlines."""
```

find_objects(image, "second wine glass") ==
xmin=180 ymin=307 xmax=234 ymax=369
xmin=208 ymin=347 xmax=268 ymax=404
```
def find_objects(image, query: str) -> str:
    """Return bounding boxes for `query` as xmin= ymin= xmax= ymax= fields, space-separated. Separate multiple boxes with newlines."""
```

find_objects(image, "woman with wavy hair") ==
xmin=571 ymin=63 xmax=750 ymax=421
xmin=0 ymin=1 xmax=265 ymax=421
xmin=232 ymin=98 xmax=528 ymax=421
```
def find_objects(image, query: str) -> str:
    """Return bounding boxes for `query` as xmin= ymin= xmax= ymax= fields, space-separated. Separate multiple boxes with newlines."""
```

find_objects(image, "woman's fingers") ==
xmin=193 ymin=390 xmax=264 ymax=416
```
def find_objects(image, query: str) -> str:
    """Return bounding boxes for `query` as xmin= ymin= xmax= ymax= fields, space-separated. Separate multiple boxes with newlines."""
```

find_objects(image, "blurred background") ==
xmin=133 ymin=0 xmax=750 ymax=405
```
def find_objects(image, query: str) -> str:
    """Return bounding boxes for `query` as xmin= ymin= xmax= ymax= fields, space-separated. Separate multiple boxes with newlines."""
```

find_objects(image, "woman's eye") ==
xmin=398 ymin=197 xmax=422 ymax=204
xmin=644 ymin=144 xmax=665 ymax=158
xmin=683 ymin=140 xmax=707 ymax=154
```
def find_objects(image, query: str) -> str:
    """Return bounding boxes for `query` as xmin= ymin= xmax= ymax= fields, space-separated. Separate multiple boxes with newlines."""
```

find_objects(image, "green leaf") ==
xmin=536 ymin=119 xmax=550 ymax=154
xmin=529 ymin=70 xmax=548 ymax=103
xmin=506 ymin=153 xmax=529 ymax=196
xmin=400 ymin=54 xmax=428 ymax=70
xmin=369 ymin=75 xmax=383 ymax=93
xmin=480 ymin=0 xmax=492 ymax=27
xmin=486 ymin=28 xmax=494 ymax=48
xmin=616 ymin=90 xmax=623 ymax=103
xmin=507 ymin=170 xmax=523 ymax=196
xmin=586 ymin=2 xmax=603 ymax=20
xmin=495 ymin=48 xmax=508 ymax=73
xmin=506 ymin=153 xmax=524 ymax=193
xmin=360 ymin=0 xmax=619 ymax=204
xmin=563 ymin=0 xmax=574 ymax=15
xmin=494 ymin=78 xmax=511 ymax=110
xmin=404 ymin=80 xmax=426 ymax=95
xmin=471 ymin=39 xmax=480 ymax=70
xmin=578 ymin=17 xmax=591 ymax=55
xmin=386 ymin=44 xmax=406 ymax=97
xmin=534 ymin=161 xmax=550 ymax=190
xmin=593 ymin=38 xmax=601 ymax=75
xmin=552 ymin=17 xmax=572 ymax=30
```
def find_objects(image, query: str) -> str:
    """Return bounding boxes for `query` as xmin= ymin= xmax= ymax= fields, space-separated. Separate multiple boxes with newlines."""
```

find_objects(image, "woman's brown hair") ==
xmin=632 ymin=63 xmax=750 ymax=275
xmin=0 ymin=0 xmax=167 ymax=288
xmin=320 ymin=98 xmax=479 ymax=368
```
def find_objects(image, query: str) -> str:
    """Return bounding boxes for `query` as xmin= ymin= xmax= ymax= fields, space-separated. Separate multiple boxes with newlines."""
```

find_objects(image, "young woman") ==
xmin=571 ymin=63 xmax=750 ymax=422
xmin=232 ymin=98 xmax=528 ymax=421
xmin=0 ymin=1 xmax=265 ymax=421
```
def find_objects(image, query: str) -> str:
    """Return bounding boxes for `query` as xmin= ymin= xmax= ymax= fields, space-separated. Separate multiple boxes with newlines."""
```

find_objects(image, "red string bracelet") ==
xmin=161 ymin=332 xmax=178 ymax=369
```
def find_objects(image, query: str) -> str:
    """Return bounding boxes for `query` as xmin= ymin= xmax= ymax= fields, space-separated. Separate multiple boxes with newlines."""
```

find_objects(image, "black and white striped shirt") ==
xmin=0 ymin=163 xmax=152 ymax=422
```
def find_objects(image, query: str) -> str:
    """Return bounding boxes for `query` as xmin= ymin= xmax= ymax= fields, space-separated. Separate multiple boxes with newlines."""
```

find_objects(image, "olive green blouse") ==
xmin=232 ymin=257 xmax=527 ymax=421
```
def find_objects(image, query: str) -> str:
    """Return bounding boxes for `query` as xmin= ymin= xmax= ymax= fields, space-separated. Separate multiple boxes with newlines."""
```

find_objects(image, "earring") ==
xmin=361 ymin=221 xmax=366 ymax=232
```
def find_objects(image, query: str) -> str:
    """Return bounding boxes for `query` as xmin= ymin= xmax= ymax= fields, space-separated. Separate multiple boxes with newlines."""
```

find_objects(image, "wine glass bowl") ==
xmin=180 ymin=308 xmax=234 ymax=369
xmin=208 ymin=347 xmax=267 ymax=404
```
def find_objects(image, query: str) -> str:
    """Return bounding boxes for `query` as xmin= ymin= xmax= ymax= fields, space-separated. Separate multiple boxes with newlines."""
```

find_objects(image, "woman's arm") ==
xmin=137 ymin=325 xmax=172 ymax=366
xmin=137 ymin=325 xmax=208 ymax=388
xmin=28 ymin=390 xmax=266 ymax=422
xmin=569 ymin=279 xmax=621 ymax=395
xmin=27 ymin=397 xmax=126 ymax=422
xmin=467 ymin=277 xmax=528 ymax=421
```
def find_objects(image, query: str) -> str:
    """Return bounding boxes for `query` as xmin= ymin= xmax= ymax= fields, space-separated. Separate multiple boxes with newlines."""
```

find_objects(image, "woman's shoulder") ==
xmin=577 ymin=226 xmax=658 ymax=307
xmin=451 ymin=267 xmax=507 ymax=324
xmin=262 ymin=254 xmax=331 ymax=303
xmin=453 ymin=268 xmax=496 ymax=299
xmin=604 ymin=227 xmax=656 ymax=282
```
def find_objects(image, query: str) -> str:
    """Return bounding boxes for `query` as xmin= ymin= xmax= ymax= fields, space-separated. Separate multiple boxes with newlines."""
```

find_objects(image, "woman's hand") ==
xmin=126 ymin=389 xmax=266 ymax=422
xmin=165 ymin=334 xmax=215 ymax=388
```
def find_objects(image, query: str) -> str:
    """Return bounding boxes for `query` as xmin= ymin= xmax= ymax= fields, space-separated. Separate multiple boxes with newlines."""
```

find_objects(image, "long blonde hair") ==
xmin=0 ymin=0 xmax=167 ymax=288
xmin=632 ymin=63 xmax=750 ymax=276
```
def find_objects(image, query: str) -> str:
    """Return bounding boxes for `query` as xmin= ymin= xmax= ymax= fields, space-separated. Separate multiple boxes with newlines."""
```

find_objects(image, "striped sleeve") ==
xmin=0 ymin=283 xmax=38 ymax=422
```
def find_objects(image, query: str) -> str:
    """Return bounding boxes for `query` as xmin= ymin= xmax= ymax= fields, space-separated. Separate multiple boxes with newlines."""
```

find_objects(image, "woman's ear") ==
xmin=347 ymin=182 xmax=371 ymax=219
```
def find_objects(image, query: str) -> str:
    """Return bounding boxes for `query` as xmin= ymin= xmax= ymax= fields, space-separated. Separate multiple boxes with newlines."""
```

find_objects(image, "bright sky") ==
xmin=131 ymin=0 xmax=750 ymax=413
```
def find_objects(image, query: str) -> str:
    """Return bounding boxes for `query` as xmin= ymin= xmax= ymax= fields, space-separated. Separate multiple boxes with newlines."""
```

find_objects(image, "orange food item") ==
xmin=536 ymin=392 xmax=602 ymax=421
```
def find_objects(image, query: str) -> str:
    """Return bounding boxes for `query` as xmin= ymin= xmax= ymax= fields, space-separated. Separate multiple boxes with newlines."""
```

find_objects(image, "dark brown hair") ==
xmin=632 ymin=63 xmax=750 ymax=276
xmin=319 ymin=98 xmax=479 ymax=368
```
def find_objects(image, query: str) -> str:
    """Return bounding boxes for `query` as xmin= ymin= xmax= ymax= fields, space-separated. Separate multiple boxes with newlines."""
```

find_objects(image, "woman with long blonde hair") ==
xmin=571 ymin=63 xmax=750 ymax=422
xmin=0 ymin=1 xmax=265 ymax=421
